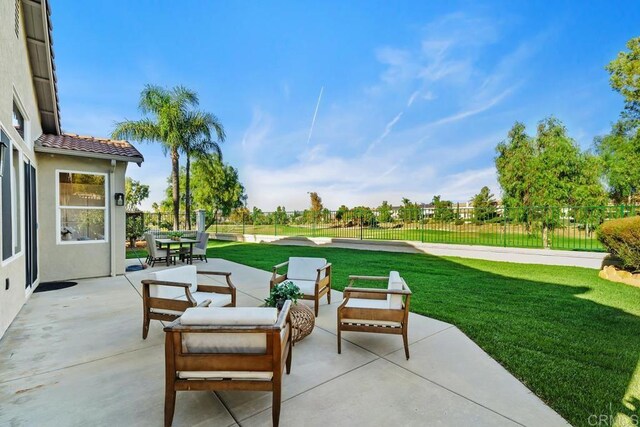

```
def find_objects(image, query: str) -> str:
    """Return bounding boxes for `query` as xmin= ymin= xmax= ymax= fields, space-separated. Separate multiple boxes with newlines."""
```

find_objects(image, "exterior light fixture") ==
xmin=0 ymin=140 xmax=7 ymax=178
xmin=114 ymin=192 xmax=125 ymax=206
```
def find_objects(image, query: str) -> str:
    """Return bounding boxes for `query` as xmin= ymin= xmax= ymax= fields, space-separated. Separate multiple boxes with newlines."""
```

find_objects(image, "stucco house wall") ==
xmin=36 ymin=154 xmax=128 ymax=282
xmin=0 ymin=0 xmax=45 ymax=337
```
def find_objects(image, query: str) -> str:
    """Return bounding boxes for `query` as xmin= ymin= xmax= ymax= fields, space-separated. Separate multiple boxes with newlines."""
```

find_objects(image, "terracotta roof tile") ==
xmin=36 ymin=133 xmax=144 ymax=163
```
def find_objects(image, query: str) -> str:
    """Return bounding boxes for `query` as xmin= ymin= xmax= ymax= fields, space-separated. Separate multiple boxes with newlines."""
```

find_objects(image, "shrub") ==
xmin=597 ymin=216 xmax=640 ymax=271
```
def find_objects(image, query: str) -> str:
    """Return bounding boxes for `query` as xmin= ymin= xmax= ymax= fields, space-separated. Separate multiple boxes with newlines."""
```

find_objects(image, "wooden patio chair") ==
xmin=163 ymin=301 xmax=293 ymax=427
xmin=270 ymin=257 xmax=332 ymax=316
xmin=337 ymin=271 xmax=412 ymax=359
xmin=141 ymin=265 xmax=236 ymax=339
xmin=145 ymin=232 xmax=178 ymax=267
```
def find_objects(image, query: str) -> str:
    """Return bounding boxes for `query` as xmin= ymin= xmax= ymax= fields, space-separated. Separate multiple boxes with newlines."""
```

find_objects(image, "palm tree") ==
xmin=112 ymin=85 xmax=223 ymax=230
xmin=181 ymin=112 xmax=225 ymax=229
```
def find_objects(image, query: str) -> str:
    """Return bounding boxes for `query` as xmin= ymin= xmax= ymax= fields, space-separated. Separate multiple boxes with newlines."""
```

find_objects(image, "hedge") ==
xmin=598 ymin=216 xmax=640 ymax=271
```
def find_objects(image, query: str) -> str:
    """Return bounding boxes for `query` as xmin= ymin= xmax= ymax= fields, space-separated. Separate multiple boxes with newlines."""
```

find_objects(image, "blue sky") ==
xmin=51 ymin=1 xmax=640 ymax=210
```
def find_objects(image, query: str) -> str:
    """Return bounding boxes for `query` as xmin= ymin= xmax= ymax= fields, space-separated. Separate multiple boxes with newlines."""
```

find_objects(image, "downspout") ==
xmin=110 ymin=160 xmax=116 ymax=276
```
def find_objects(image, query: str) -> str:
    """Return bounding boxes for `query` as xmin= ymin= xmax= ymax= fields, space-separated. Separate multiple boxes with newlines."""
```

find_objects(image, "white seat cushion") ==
xmin=287 ymin=257 xmax=327 ymax=281
xmin=177 ymin=371 xmax=273 ymax=380
xmin=148 ymin=265 xmax=199 ymax=298
xmin=387 ymin=271 xmax=404 ymax=309
xmin=287 ymin=279 xmax=317 ymax=296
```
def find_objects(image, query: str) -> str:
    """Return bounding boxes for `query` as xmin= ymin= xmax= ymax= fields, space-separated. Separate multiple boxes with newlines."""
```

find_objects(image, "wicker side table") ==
xmin=289 ymin=303 xmax=315 ymax=344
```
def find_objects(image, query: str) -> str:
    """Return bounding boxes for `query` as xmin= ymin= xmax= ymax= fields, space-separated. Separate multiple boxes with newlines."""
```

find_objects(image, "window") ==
xmin=12 ymin=101 xmax=24 ymax=139
xmin=1 ymin=131 xmax=11 ymax=260
xmin=58 ymin=171 xmax=108 ymax=243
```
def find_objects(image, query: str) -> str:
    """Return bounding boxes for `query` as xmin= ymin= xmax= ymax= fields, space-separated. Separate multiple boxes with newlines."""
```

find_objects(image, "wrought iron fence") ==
xmin=127 ymin=211 xmax=197 ymax=232
xmin=126 ymin=205 xmax=638 ymax=251
xmin=204 ymin=205 xmax=639 ymax=252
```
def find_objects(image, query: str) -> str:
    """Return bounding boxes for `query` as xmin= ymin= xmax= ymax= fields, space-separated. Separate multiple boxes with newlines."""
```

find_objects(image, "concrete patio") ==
xmin=0 ymin=258 xmax=569 ymax=426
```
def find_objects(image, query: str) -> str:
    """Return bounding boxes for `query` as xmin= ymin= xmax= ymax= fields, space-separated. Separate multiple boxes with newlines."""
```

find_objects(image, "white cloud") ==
xmin=203 ymin=13 xmax=538 ymax=211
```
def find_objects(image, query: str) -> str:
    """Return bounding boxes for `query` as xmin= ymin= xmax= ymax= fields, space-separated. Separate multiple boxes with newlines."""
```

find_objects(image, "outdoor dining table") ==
xmin=155 ymin=238 xmax=200 ymax=266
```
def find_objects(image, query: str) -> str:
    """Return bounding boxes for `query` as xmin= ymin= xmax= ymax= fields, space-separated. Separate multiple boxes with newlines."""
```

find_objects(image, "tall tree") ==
xmin=309 ymin=192 xmax=323 ymax=212
xmin=112 ymin=85 xmax=215 ymax=230
xmin=190 ymin=156 xmax=246 ymax=226
xmin=377 ymin=201 xmax=393 ymax=223
xmin=606 ymin=36 xmax=640 ymax=120
xmin=124 ymin=177 xmax=150 ymax=211
xmin=596 ymin=36 xmax=640 ymax=204
xmin=181 ymin=113 xmax=225 ymax=229
xmin=496 ymin=118 xmax=607 ymax=247
xmin=471 ymin=186 xmax=497 ymax=223
xmin=594 ymin=121 xmax=640 ymax=204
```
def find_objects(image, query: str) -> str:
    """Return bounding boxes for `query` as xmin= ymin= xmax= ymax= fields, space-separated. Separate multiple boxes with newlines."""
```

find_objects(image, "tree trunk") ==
xmin=542 ymin=225 xmax=549 ymax=249
xmin=171 ymin=148 xmax=180 ymax=231
xmin=186 ymin=152 xmax=191 ymax=229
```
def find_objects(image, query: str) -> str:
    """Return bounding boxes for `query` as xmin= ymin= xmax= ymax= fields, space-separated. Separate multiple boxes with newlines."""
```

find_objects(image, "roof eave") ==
xmin=23 ymin=0 xmax=61 ymax=135
xmin=34 ymin=145 xmax=144 ymax=166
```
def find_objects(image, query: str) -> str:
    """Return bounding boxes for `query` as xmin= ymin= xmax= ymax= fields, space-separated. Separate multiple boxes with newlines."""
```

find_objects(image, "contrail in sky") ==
xmin=307 ymin=86 xmax=324 ymax=144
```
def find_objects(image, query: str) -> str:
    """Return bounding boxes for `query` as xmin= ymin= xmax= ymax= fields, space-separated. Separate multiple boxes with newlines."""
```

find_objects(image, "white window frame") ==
xmin=56 ymin=169 xmax=109 ymax=245
xmin=0 ymin=122 xmax=23 ymax=267
xmin=12 ymin=90 xmax=30 ymax=147
xmin=11 ymin=145 xmax=24 ymax=258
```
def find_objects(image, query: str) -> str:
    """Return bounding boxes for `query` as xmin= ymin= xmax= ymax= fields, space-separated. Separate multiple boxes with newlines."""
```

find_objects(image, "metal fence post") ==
xmin=274 ymin=213 xmax=277 ymax=236
xmin=242 ymin=212 xmax=246 ymax=235
xmin=360 ymin=215 xmax=363 ymax=240
xmin=503 ymin=206 xmax=508 ymax=247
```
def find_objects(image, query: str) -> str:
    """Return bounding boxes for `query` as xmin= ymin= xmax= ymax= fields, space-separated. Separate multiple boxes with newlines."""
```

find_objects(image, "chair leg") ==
xmin=337 ymin=324 xmax=342 ymax=354
xmin=142 ymin=312 xmax=150 ymax=339
xmin=327 ymin=287 xmax=331 ymax=304
xmin=314 ymin=295 xmax=319 ymax=317
xmin=286 ymin=337 xmax=293 ymax=374
xmin=164 ymin=388 xmax=176 ymax=427
xmin=272 ymin=380 xmax=282 ymax=427
xmin=402 ymin=327 xmax=410 ymax=360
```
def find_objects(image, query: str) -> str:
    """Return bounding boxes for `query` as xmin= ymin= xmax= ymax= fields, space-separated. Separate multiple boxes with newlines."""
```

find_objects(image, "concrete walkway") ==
xmin=0 ymin=259 xmax=569 ymax=426
xmin=215 ymin=233 xmax=608 ymax=269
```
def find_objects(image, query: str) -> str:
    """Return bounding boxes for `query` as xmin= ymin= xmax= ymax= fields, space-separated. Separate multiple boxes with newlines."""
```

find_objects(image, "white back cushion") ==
xmin=148 ymin=265 xmax=198 ymax=299
xmin=288 ymin=257 xmax=327 ymax=281
xmin=181 ymin=307 xmax=278 ymax=354
xmin=387 ymin=271 xmax=404 ymax=309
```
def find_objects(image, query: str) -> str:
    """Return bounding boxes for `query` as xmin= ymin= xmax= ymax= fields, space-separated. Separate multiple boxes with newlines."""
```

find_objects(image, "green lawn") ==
xmin=179 ymin=240 xmax=639 ymax=427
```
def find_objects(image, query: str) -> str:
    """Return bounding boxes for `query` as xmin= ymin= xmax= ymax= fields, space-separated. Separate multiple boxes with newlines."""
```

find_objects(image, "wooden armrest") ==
xmin=196 ymin=285 xmax=232 ymax=294
xmin=274 ymin=300 xmax=292 ymax=330
xmin=318 ymin=262 xmax=332 ymax=271
xmin=198 ymin=271 xmax=236 ymax=291
xmin=272 ymin=261 xmax=289 ymax=271
xmin=348 ymin=275 xmax=388 ymax=281
xmin=141 ymin=279 xmax=191 ymax=288
xmin=198 ymin=271 xmax=232 ymax=277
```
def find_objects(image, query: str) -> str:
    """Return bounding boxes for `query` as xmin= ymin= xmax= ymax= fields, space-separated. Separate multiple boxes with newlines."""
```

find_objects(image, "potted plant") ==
xmin=265 ymin=280 xmax=303 ymax=310
xmin=167 ymin=231 xmax=184 ymax=241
